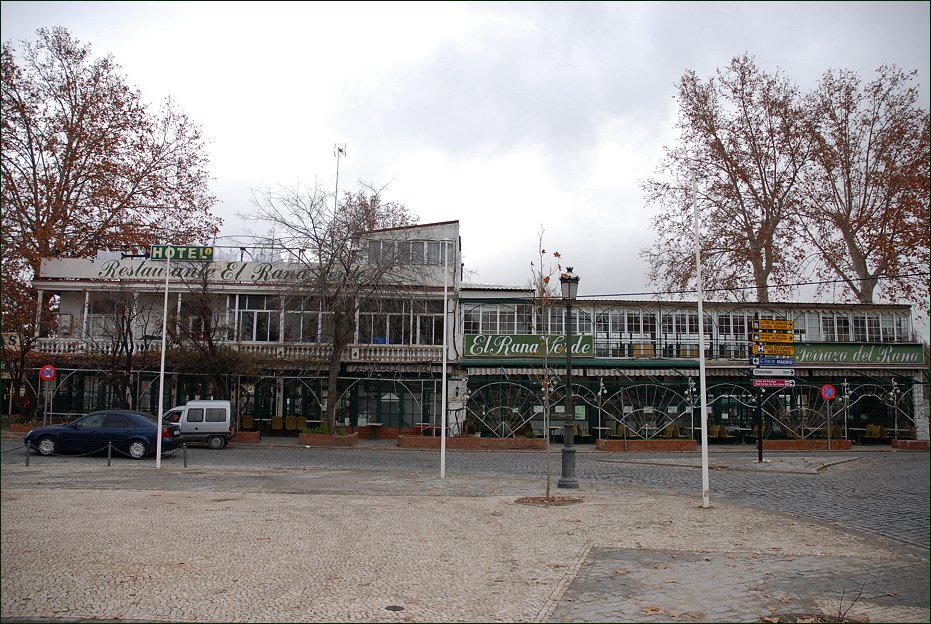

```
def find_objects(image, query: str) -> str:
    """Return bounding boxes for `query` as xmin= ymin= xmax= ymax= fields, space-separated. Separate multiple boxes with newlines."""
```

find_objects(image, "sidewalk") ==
xmin=2 ymin=439 xmax=927 ymax=622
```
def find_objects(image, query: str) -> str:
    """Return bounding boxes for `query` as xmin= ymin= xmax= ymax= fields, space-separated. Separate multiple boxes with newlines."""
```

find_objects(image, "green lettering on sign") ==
xmin=150 ymin=245 xmax=214 ymax=261
xmin=464 ymin=335 xmax=594 ymax=358
xmin=793 ymin=343 xmax=924 ymax=365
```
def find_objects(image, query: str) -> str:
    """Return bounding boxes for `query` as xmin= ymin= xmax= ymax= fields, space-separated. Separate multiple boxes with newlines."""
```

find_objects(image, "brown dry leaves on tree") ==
xmin=1 ymin=27 xmax=220 ymax=323
xmin=642 ymin=55 xmax=929 ymax=314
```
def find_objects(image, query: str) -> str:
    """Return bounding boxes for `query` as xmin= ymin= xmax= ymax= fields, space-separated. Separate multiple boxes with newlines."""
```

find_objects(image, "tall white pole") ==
xmin=155 ymin=252 xmax=170 ymax=468
xmin=693 ymin=173 xmax=710 ymax=508
xmin=440 ymin=239 xmax=449 ymax=478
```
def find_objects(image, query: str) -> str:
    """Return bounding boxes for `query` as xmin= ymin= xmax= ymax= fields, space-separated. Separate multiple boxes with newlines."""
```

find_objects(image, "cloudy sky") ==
xmin=3 ymin=1 xmax=929 ymax=299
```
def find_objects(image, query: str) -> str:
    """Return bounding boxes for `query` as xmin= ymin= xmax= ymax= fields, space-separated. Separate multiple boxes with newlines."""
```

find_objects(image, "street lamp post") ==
xmin=558 ymin=267 xmax=580 ymax=489
xmin=440 ymin=238 xmax=451 ymax=479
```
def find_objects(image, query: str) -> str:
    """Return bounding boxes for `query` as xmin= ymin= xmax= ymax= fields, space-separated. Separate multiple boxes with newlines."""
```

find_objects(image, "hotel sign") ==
xmin=150 ymin=245 xmax=214 ymax=261
xmin=464 ymin=335 xmax=594 ymax=358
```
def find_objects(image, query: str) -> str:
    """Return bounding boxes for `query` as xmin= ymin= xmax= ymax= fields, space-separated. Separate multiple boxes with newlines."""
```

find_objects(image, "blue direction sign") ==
xmin=752 ymin=357 xmax=795 ymax=366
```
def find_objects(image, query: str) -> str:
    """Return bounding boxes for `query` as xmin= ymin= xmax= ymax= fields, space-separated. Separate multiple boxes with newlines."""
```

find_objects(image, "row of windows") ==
xmin=462 ymin=305 xmax=912 ymax=343
xmin=368 ymin=240 xmax=453 ymax=266
xmin=77 ymin=295 xmax=913 ymax=346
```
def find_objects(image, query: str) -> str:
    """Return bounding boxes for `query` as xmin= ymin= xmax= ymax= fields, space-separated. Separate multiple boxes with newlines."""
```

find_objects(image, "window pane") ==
xmin=410 ymin=242 xmax=424 ymax=264
xmin=426 ymin=241 xmax=441 ymax=265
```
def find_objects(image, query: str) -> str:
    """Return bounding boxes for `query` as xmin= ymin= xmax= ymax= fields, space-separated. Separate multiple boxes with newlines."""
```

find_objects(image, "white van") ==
xmin=163 ymin=400 xmax=236 ymax=449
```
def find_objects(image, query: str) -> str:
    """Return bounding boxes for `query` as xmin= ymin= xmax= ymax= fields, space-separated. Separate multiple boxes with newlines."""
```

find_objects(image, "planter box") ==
xmin=232 ymin=431 xmax=261 ymax=443
xmin=7 ymin=423 xmax=35 ymax=433
xmin=299 ymin=432 xmax=360 ymax=447
xmin=892 ymin=439 xmax=929 ymax=451
xmin=759 ymin=439 xmax=852 ymax=451
xmin=596 ymin=438 xmax=697 ymax=452
xmin=353 ymin=426 xmax=417 ymax=440
xmin=398 ymin=435 xmax=547 ymax=450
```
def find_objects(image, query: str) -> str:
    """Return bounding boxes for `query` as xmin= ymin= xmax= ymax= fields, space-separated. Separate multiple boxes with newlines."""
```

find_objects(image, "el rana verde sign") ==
xmin=464 ymin=335 xmax=594 ymax=358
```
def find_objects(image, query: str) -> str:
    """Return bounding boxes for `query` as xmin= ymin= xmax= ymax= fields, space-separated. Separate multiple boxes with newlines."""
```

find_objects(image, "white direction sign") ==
xmin=752 ymin=368 xmax=795 ymax=377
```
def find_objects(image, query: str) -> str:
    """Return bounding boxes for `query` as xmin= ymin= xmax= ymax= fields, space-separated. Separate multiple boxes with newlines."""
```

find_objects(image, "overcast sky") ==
xmin=3 ymin=1 xmax=929 ymax=300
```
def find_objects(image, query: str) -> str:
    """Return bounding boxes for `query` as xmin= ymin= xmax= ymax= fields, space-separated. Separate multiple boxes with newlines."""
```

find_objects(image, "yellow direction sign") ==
xmin=752 ymin=331 xmax=794 ymax=343
xmin=750 ymin=319 xmax=794 ymax=331
xmin=751 ymin=343 xmax=795 ymax=356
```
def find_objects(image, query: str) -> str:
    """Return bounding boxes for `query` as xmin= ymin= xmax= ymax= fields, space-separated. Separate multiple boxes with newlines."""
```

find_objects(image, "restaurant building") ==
xmin=23 ymin=220 xmax=929 ymax=445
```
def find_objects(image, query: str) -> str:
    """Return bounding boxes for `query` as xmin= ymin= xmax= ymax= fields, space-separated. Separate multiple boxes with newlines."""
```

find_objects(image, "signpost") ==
xmin=751 ymin=331 xmax=794 ymax=343
xmin=751 ymin=319 xmax=794 ymax=331
xmin=149 ymin=244 xmax=212 ymax=468
xmin=39 ymin=364 xmax=57 ymax=381
xmin=751 ymin=344 xmax=796 ymax=356
xmin=752 ymin=357 xmax=794 ymax=366
xmin=752 ymin=378 xmax=796 ymax=388
xmin=749 ymin=318 xmax=796 ymax=462
xmin=39 ymin=364 xmax=56 ymax=426
xmin=751 ymin=368 xmax=795 ymax=377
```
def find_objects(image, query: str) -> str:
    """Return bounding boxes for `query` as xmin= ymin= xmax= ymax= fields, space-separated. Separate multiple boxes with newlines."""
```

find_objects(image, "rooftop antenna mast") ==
xmin=334 ymin=143 xmax=347 ymax=213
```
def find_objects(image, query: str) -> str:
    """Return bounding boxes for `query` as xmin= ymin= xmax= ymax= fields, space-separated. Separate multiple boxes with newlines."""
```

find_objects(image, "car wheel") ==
xmin=207 ymin=435 xmax=225 ymax=450
xmin=36 ymin=436 xmax=58 ymax=456
xmin=128 ymin=440 xmax=149 ymax=459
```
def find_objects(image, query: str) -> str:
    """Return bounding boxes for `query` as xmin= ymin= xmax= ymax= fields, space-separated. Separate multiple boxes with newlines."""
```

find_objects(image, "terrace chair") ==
xmin=270 ymin=416 xmax=283 ymax=432
xmin=242 ymin=414 xmax=254 ymax=430
xmin=716 ymin=425 xmax=735 ymax=443
xmin=285 ymin=416 xmax=297 ymax=430
xmin=863 ymin=424 xmax=882 ymax=443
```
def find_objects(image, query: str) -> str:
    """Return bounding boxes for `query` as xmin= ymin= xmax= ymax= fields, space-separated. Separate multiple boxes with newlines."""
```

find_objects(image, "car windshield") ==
xmin=138 ymin=413 xmax=158 ymax=423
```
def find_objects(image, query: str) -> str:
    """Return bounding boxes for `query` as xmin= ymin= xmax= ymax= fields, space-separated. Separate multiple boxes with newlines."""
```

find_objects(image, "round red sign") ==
xmin=39 ymin=364 xmax=57 ymax=380
xmin=820 ymin=384 xmax=836 ymax=401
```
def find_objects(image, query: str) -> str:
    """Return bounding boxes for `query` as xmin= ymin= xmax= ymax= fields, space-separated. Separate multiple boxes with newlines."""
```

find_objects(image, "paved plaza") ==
xmin=1 ymin=437 xmax=928 ymax=622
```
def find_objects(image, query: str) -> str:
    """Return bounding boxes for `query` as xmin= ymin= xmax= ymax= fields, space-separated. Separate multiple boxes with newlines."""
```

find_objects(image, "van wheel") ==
xmin=208 ymin=435 xmax=225 ymax=449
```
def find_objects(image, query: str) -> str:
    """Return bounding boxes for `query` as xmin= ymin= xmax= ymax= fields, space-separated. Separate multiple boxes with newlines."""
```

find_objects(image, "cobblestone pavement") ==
xmin=1 ymin=437 xmax=928 ymax=622
xmin=9 ymin=439 xmax=922 ymax=547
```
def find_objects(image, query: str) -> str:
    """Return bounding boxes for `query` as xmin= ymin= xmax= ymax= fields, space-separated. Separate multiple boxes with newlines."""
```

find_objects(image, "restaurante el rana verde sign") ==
xmin=464 ymin=335 xmax=594 ymax=358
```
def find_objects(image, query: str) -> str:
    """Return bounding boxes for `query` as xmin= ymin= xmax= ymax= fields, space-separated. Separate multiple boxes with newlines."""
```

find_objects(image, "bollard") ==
xmin=107 ymin=441 xmax=112 ymax=467
xmin=183 ymin=443 xmax=188 ymax=467
xmin=25 ymin=442 xmax=30 ymax=467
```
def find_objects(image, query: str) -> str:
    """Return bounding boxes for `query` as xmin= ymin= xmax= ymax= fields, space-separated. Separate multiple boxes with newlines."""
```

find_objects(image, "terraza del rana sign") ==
xmin=794 ymin=343 xmax=924 ymax=365
xmin=465 ymin=334 xmax=594 ymax=358
xmin=95 ymin=260 xmax=313 ymax=283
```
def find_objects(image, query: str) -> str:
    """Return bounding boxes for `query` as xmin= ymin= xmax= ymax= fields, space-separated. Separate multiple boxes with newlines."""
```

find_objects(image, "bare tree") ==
xmin=799 ymin=66 xmax=930 ymax=312
xmin=247 ymin=182 xmax=419 ymax=432
xmin=82 ymin=286 xmax=159 ymax=409
xmin=642 ymin=54 xmax=811 ymax=302
xmin=170 ymin=262 xmax=257 ymax=403
xmin=528 ymin=227 xmax=563 ymax=499
xmin=1 ymin=28 xmax=220 ymax=349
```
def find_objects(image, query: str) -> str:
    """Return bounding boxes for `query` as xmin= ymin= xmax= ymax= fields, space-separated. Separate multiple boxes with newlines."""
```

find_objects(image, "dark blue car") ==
xmin=24 ymin=410 xmax=184 ymax=459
